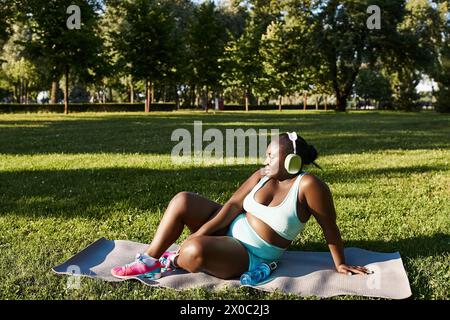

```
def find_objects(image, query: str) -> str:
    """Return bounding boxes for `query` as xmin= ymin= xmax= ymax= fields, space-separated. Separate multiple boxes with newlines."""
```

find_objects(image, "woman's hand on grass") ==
xmin=337 ymin=263 xmax=371 ymax=275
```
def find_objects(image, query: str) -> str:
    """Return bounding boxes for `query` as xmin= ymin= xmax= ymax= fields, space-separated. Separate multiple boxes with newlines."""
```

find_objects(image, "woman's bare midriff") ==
xmin=245 ymin=212 xmax=292 ymax=249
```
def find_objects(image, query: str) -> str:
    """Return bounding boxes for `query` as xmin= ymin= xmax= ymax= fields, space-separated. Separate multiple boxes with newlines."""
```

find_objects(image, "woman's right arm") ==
xmin=191 ymin=169 xmax=264 ymax=237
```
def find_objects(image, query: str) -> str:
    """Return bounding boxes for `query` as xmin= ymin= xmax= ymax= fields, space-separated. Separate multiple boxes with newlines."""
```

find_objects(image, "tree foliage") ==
xmin=0 ymin=0 xmax=447 ymax=112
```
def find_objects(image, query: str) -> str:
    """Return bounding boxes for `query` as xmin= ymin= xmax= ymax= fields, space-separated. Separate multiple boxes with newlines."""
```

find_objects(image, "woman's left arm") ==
xmin=302 ymin=175 xmax=370 ymax=275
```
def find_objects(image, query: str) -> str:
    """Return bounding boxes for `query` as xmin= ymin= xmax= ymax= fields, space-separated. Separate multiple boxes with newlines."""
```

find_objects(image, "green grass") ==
xmin=0 ymin=110 xmax=449 ymax=300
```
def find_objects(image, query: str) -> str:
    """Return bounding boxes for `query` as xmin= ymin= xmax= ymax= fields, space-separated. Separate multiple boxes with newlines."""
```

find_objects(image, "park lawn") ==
xmin=0 ymin=110 xmax=448 ymax=300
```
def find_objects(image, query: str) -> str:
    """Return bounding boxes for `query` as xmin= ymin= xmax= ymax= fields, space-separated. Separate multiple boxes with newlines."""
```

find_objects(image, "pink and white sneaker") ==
xmin=111 ymin=253 xmax=162 ymax=279
xmin=159 ymin=250 xmax=180 ymax=272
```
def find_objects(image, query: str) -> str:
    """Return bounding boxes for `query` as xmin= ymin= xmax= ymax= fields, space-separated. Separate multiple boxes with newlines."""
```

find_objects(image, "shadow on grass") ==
xmin=320 ymin=163 xmax=449 ymax=182
xmin=290 ymin=233 xmax=449 ymax=259
xmin=1 ymin=163 xmax=447 ymax=219
xmin=0 ymin=112 xmax=449 ymax=156
xmin=0 ymin=165 xmax=259 ymax=219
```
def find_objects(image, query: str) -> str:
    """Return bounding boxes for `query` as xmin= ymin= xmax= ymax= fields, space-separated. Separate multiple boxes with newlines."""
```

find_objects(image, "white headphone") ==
xmin=284 ymin=132 xmax=303 ymax=174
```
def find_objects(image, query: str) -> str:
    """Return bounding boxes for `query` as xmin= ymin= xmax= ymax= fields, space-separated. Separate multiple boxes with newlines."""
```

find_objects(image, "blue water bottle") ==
xmin=240 ymin=261 xmax=278 ymax=286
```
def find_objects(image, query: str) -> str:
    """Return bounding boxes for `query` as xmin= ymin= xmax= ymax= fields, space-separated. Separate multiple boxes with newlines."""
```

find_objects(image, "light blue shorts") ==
xmin=226 ymin=213 xmax=286 ymax=271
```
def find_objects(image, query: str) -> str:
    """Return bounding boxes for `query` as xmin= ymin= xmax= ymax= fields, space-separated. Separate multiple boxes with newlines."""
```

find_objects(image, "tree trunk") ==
xmin=315 ymin=96 xmax=319 ymax=110
xmin=303 ymin=92 xmax=307 ymax=110
xmin=25 ymin=81 xmax=29 ymax=104
xmin=109 ymin=87 xmax=113 ymax=102
xmin=64 ymin=65 xmax=69 ymax=114
xmin=145 ymin=80 xmax=151 ymax=112
xmin=51 ymin=81 xmax=58 ymax=104
xmin=335 ymin=56 xmax=361 ymax=112
xmin=189 ymin=84 xmax=195 ymax=108
xmin=13 ymin=83 xmax=19 ymax=103
xmin=325 ymin=95 xmax=328 ymax=111
xmin=335 ymin=94 xmax=347 ymax=112
xmin=245 ymin=92 xmax=249 ymax=112
xmin=130 ymin=82 xmax=134 ymax=103
xmin=205 ymin=88 xmax=209 ymax=113
xmin=151 ymin=82 xmax=155 ymax=104
xmin=19 ymin=78 xmax=23 ymax=104
xmin=175 ymin=85 xmax=180 ymax=111
xmin=278 ymin=96 xmax=282 ymax=111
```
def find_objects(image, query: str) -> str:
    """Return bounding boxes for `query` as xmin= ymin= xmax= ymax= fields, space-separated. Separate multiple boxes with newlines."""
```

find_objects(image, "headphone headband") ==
xmin=286 ymin=132 xmax=298 ymax=154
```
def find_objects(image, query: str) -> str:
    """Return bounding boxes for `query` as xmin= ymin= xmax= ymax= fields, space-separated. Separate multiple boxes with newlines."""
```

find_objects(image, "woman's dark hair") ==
xmin=279 ymin=133 xmax=322 ymax=170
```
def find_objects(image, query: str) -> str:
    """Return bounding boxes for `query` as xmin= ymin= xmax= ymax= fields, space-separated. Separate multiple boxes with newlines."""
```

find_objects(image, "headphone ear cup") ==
xmin=284 ymin=154 xmax=302 ymax=174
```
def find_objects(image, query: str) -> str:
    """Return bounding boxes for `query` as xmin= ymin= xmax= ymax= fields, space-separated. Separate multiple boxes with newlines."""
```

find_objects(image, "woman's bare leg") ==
xmin=145 ymin=192 xmax=225 ymax=258
xmin=176 ymin=235 xmax=249 ymax=279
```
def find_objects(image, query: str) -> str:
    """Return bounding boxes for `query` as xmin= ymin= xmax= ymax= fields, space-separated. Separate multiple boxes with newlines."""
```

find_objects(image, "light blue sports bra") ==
xmin=243 ymin=172 xmax=308 ymax=241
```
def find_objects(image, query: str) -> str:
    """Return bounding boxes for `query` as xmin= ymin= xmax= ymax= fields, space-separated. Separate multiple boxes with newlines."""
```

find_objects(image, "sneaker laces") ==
xmin=124 ymin=253 xmax=155 ymax=269
xmin=159 ymin=256 xmax=170 ymax=270
xmin=159 ymin=251 xmax=179 ymax=270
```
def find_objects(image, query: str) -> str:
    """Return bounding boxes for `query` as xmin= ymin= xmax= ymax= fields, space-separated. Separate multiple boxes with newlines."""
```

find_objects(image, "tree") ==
xmin=220 ymin=0 xmax=278 ymax=111
xmin=260 ymin=20 xmax=304 ymax=111
xmin=23 ymin=0 xmax=104 ymax=113
xmin=217 ymin=0 xmax=248 ymax=39
xmin=113 ymin=0 xmax=177 ymax=112
xmin=0 ymin=0 xmax=15 ymax=52
xmin=266 ymin=0 xmax=323 ymax=111
xmin=188 ymin=0 xmax=228 ymax=111
xmin=98 ymin=0 xmax=127 ymax=103
xmin=1 ymin=23 xmax=40 ymax=103
xmin=311 ymin=0 xmax=406 ymax=112
xmin=354 ymin=67 xmax=392 ymax=108
xmin=435 ymin=43 xmax=450 ymax=112
xmin=165 ymin=0 xmax=195 ymax=110
xmin=432 ymin=0 xmax=449 ymax=112
xmin=388 ymin=0 xmax=443 ymax=110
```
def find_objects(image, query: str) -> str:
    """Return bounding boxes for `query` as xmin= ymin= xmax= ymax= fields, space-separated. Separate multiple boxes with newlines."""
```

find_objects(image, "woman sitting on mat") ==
xmin=111 ymin=132 xmax=370 ymax=280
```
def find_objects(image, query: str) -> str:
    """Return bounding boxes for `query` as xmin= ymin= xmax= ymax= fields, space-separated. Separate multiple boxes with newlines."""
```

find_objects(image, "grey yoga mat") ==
xmin=52 ymin=237 xmax=412 ymax=299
